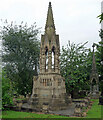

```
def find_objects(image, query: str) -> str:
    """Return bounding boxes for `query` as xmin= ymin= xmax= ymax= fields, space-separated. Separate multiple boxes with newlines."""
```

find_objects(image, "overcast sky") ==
xmin=0 ymin=0 xmax=102 ymax=49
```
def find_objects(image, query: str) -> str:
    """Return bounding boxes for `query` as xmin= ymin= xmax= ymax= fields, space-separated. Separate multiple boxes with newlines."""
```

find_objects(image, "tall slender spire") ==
xmin=45 ymin=2 xmax=55 ymax=33
xmin=90 ymin=43 xmax=99 ymax=98
xmin=92 ymin=43 xmax=97 ymax=72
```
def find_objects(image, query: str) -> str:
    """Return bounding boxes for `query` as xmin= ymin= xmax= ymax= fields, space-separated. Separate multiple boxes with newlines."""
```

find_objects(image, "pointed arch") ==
xmin=91 ymin=78 xmax=97 ymax=92
xmin=92 ymin=78 xmax=96 ymax=86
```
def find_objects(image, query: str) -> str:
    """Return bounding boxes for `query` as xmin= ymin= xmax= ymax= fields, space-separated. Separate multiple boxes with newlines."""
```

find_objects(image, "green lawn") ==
xmin=2 ymin=99 xmax=102 ymax=119
xmin=2 ymin=110 xmax=68 ymax=118
xmin=86 ymin=99 xmax=102 ymax=118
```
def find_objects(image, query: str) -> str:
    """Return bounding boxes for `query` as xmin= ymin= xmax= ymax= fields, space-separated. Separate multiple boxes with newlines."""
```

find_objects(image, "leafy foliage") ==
xmin=95 ymin=29 xmax=103 ymax=93
xmin=99 ymin=29 xmax=103 ymax=41
xmin=60 ymin=41 xmax=92 ymax=98
xmin=1 ymin=21 xmax=40 ymax=96
xmin=97 ymin=13 xmax=103 ymax=23
xmin=2 ymin=69 xmax=13 ymax=109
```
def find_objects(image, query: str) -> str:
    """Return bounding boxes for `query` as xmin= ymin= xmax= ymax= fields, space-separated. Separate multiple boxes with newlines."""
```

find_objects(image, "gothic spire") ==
xmin=92 ymin=43 xmax=97 ymax=72
xmin=45 ymin=2 xmax=55 ymax=33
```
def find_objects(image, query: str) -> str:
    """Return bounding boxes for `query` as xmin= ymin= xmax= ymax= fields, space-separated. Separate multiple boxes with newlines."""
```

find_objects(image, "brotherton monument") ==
xmin=27 ymin=2 xmax=71 ymax=111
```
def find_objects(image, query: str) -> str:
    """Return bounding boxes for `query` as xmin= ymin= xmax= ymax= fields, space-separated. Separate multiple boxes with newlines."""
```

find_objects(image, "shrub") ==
xmin=2 ymin=69 xmax=13 ymax=109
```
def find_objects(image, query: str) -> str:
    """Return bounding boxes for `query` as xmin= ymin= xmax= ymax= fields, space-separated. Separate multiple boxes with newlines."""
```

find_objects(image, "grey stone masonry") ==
xmin=22 ymin=2 xmax=72 ymax=112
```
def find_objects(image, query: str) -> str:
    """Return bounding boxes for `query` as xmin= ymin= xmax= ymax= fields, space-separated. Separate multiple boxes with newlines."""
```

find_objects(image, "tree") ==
xmin=2 ymin=69 xmax=13 ymax=109
xmin=95 ymin=30 xmax=103 ymax=93
xmin=1 ymin=21 xmax=40 ymax=96
xmin=97 ymin=13 xmax=103 ymax=23
xmin=60 ymin=41 xmax=92 ymax=98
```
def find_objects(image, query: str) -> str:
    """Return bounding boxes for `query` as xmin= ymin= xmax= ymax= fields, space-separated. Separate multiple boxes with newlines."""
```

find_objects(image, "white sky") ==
xmin=0 ymin=0 xmax=102 ymax=49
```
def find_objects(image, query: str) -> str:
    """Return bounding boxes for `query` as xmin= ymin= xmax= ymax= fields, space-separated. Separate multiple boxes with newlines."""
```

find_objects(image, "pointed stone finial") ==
xmin=92 ymin=43 xmax=95 ymax=52
xmin=45 ymin=2 xmax=55 ymax=33
xmin=90 ymin=43 xmax=99 ymax=98
xmin=49 ymin=2 xmax=51 ymax=7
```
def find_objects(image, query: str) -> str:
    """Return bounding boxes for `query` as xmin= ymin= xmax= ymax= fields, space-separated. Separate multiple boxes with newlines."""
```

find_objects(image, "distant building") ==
xmin=101 ymin=1 xmax=103 ymax=29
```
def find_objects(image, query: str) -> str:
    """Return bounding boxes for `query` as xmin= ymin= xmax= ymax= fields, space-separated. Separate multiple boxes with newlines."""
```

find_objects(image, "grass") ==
xmin=2 ymin=110 xmax=69 ymax=118
xmin=15 ymin=98 xmax=26 ymax=101
xmin=86 ymin=99 xmax=102 ymax=118
xmin=2 ymin=99 xmax=102 ymax=119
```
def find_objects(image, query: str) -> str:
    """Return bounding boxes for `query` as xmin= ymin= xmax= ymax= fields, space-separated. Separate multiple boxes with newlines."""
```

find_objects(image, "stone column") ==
xmin=57 ymin=48 xmax=60 ymax=74
xmin=39 ymin=50 xmax=42 ymax=73
xmin=58 ymin=56 xmax=60 ymax=74
xmin=54 ymin=50 xmax=57 ymax=73
xmin=97 ymin=84 xmax=99 ymax=91
xmin=90 ymin=85 xmax=92 ymax=94
xmin=42 ymin=50 xmax=46 ymax=73
xmin=48 ymin=50 xmax=52 ymax=72
xmin=55 ymin=50 xmax=60 ymax=73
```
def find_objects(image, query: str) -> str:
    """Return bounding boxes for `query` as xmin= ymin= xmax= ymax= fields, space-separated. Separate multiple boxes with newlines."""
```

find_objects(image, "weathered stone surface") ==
xmin=49 ymin=103 xmax=75 ymax=116
xmin=22 ymin=2 xmax=71 ymax=112
xmin=74 ymin=105 xmax=82 ymax=117
xmin=82 ymin=112 xmax=87 ymax=117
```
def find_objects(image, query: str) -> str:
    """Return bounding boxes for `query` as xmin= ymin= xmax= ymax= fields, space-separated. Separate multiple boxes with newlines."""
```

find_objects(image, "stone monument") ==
xmin=22 ymin=2 xmax=71 ymax=112
xmin=90 ymin=43 xmax=99 ymax=99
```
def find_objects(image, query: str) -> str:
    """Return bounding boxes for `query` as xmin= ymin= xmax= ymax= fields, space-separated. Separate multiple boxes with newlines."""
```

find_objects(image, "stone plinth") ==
xmin=22 ymin=74 xmax=71 ymax=112
xmin=90 ymin=91 xmax=99 ymax=99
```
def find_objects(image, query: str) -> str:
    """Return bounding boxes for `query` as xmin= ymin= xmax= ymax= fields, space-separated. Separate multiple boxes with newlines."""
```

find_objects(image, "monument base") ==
xmin=90 ymin=91 xmax=99 ymax=99
xmin=22 ymin=74 xmax=72 ymax=112
xmin=21 ymin=93 xmax=72 ymax=112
